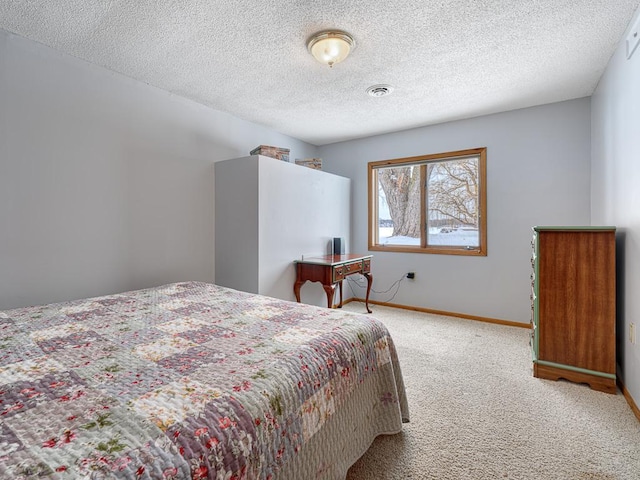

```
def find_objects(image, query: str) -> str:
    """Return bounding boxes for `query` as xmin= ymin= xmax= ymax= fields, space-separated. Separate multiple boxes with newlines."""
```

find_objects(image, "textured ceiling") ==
xmin=1 ymin=1 xmax=639 ymax=145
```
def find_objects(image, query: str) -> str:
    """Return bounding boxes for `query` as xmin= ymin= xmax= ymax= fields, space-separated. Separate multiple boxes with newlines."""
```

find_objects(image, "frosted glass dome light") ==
xmin=307 ymin=30 xmax=355 ymax=68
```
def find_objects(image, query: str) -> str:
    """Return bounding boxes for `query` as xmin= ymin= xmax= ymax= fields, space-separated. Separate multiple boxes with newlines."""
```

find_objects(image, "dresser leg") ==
xmin=534 ymin=363 xmax=617 ymax=394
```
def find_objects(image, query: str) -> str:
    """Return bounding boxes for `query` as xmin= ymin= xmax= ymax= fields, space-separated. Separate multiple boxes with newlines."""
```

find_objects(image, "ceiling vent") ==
xmin=366 ymin=84 xmax=394 ymax=97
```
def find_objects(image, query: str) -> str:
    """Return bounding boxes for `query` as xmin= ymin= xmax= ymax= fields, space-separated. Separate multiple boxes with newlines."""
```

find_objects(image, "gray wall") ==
xmin=591 ymin=7 xmax=640 ymax=410
xmin=319 ymin=98 xmax=592 ymax=323
xmin=0 ymin=29 xmax=318 ymax=309
xmin=215 ymin=157 xmax=261 ymax=295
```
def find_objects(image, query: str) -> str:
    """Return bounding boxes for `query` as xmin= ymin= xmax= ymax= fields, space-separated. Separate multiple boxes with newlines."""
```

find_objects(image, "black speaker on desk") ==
xmin=333 ymin=237 xmax=345 ymax=255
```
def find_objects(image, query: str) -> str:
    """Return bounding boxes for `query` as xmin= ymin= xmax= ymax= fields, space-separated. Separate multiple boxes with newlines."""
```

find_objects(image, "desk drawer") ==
xmin=363 ymin=258 xmax=371 ymax=273
xmin=332 ymin=260 xmax=364 ymax=282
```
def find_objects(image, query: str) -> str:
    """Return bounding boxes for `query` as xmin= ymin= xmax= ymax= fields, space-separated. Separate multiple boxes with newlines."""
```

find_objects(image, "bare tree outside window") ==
xmin=426 ymin=158 xmax=479 ymax=246
xmin=378 ymin=165 xmax=421 ymax=238
xmin=369 ymin=148 xmax=487 ymax=256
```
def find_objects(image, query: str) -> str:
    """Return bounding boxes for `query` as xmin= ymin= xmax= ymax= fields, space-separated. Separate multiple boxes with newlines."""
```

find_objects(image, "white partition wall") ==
xmin=215 ymin=155 xmax=351 ymax=307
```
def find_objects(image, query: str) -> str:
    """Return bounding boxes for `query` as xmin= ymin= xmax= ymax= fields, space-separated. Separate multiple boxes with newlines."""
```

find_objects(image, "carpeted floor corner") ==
xmin=343 ymin=304 xmax=640 ymax=480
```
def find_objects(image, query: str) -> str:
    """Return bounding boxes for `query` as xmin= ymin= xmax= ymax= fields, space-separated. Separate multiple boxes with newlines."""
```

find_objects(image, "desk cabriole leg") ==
xmin=363 ymin=273 xmax=373 ymax=313
xmin=337 ymin=281 xmax=343 ymax=308
xmin=323 ymin=284 xmax=336 ymax=309
xmin=294 ymin=280 xmax=304 ymax=303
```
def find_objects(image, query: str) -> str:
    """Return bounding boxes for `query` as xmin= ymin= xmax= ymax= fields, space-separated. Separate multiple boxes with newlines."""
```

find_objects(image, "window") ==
xmin=368 ymin=148 xmax=487 ymax=256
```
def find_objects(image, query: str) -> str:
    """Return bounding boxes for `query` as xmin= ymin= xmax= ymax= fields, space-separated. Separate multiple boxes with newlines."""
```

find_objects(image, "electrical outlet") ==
xmin=630 ymin=323 xmax=637 ymax=345
xmin=627 ymin=16 xmax=640 ymax=59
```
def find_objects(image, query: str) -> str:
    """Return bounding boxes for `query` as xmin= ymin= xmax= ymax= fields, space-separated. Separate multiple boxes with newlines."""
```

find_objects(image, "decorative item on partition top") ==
xmin=295 ymin=158 xmax=322 ymax=170
xmin=250 ymin=145 xmax=290 ymax=162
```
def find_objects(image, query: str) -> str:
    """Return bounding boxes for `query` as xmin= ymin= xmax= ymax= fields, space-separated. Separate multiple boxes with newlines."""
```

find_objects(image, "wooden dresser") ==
xmin=530 ymin=226 xmax=617 ymax=393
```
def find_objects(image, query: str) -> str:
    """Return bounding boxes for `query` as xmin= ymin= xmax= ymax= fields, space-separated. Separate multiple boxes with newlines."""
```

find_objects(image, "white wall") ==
xmin=215 ymin=155 xmax=351 ymax=307
xmin=591 ymin=7 xmax=640 ymax=409
xmin=319 ymin=98 xmax=592 ymax=323
xmin=258 ymin=157 xmax=351 ymax=305
xmin=0 ymin=29 xmax=318 ymax=309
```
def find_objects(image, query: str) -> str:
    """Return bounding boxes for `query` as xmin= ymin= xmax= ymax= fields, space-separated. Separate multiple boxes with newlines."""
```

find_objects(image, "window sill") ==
xmin=369 ymin=244 xmax=486 ymax=256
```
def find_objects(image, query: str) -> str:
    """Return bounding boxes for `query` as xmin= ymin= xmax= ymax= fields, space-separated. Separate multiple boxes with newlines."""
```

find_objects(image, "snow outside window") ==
xmin=368 ymin=148 xmax=487 ymax=256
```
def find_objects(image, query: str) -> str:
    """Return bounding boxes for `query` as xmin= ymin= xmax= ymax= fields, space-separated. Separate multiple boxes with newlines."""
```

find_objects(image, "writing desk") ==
xmin=294 ymin=254 xmax=373 ymax=313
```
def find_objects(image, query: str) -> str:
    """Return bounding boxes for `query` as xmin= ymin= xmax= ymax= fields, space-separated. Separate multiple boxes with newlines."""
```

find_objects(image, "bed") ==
xmin=0 ymin=282 xmax=409 ymax=479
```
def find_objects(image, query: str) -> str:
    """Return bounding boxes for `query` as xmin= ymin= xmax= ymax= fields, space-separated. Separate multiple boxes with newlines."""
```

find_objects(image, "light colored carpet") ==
xmin=343 ymin=304 xmax=640 ymax=480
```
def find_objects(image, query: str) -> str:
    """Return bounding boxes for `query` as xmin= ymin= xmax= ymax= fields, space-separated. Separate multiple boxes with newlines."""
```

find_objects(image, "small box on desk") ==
xmin=250 ymin=145 xmax=290 ymax=162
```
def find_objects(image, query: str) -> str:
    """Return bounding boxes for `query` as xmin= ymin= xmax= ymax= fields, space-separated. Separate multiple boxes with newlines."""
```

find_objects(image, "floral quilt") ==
xmin=0 ymin=282 xmax=409 ymax=479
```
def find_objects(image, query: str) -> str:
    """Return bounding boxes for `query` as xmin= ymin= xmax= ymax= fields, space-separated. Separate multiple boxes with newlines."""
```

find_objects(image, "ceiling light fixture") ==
xmin=366 ymin=84 xmax=394 ymax=97
xmin=307 ymin=30 xmax=355 ymax=68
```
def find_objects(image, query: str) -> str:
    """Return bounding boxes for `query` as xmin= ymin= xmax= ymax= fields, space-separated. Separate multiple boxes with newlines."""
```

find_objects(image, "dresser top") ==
xmin=533 ymin=226 xmax=616 ymax=232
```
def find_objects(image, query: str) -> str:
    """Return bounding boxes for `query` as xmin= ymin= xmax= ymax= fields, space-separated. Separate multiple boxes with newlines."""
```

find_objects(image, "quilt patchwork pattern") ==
xmin=0 ymin=282 xmax=407 ymax=479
